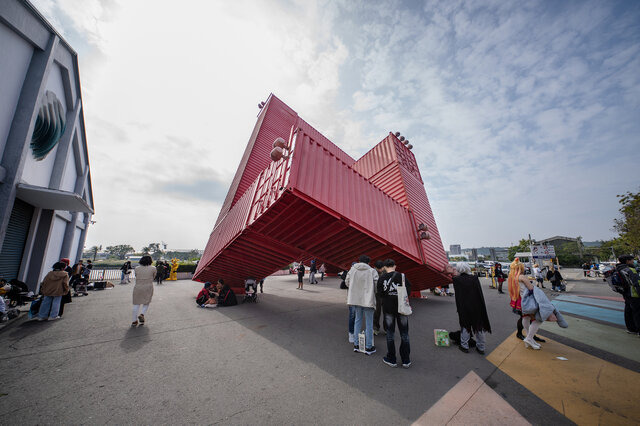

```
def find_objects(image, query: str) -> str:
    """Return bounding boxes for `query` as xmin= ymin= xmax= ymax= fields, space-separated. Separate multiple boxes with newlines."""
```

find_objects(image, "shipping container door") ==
xmin=0 ymin=199 xmax=34 ymax=280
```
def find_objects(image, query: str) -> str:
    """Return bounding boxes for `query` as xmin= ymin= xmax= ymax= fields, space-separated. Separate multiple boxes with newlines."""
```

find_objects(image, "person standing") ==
xmin=120 ymin=261 xmax=132 ymax=284
xmin=373 ymin=260 xmax=386 ymax=335
xmin=319 ymin=263 xmax=326 ymax=281
xmin=508 ymin=259 xmax=545 ymax=344
xmin=495 ymin=263 xmax=505 ymax=294
xmin=296 ymin=262 xmax=305 ymax=290
xmin=37 ymin=262 xmax=70 ymax=321
xmin=346 ymin=255 xmax=378 ymax=354
xmin=452 ymin=263 xmax=492 ymax=354
xmin=131 ymin=256 xmax=156 ymax=327
xmin=155 ymin=261 xmax=164 ymax=285
xmin=377 ymin=259 xmax=412 ymax=368
xmin=616 ymin=255 xmax=640 ymax=335
xmin=57 ymin=258 xmax=73 ymax=317
xmin=309 ymin=260 xmax=318 ymax=285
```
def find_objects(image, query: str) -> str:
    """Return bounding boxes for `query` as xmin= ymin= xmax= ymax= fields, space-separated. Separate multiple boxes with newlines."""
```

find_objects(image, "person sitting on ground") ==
xmin=346 ymin=255 xmax=378 ymax=355
xmin=213 ymin=279 xmax=237 ymax=307
xmin=196 ymin=282 xmax=217 ymax=308
xmin=377 ymin=258 xmax=412 ymax=368
xmin=452 ymin=262 xmax=492 ymax=354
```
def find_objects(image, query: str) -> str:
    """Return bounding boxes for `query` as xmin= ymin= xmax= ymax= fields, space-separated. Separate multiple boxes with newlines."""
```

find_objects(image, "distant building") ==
xmin=449 ymin=244 xmax=461 ymax=256
xmin=0 ymin=1 xmax=94 ymax=290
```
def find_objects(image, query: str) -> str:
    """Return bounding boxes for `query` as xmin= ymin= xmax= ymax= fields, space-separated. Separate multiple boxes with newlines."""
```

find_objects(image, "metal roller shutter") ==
xmin=0 ymin=199 xmax=34 ymax=280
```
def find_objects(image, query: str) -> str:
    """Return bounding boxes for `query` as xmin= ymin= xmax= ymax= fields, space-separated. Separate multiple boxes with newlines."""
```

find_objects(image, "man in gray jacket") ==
xmin=346 ymin=255 xmax=379 ymax=354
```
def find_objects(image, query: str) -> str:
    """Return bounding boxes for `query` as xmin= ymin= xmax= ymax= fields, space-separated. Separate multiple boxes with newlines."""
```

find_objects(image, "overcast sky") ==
xmin=33 ymin=0 xmax=640 ymax=252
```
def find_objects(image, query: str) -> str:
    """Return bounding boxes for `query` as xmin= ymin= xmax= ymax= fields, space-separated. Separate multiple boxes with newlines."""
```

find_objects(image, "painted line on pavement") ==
xmin=487 ymin=332 xmax=640 ymax=425
xmin=554 ymin=294 xmax=624 ymax=311
xmin=540 ymin=315 xmax=640 ymax=364
xmin=552 ymin=301 xmax=625 ymax=326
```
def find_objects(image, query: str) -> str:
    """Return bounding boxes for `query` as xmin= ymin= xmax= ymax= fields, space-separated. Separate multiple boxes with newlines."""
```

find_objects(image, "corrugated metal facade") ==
xmin=195 ymin=97 xmax=450 ymax=292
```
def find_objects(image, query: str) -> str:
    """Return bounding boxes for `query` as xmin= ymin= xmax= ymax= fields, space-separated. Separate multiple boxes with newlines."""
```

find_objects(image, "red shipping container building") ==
xmin=194 ymin=94 xmax=450 ymax=292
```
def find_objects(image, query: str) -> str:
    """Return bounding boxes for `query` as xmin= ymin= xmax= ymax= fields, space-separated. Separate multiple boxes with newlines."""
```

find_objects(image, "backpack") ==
xmin=604 ymin=268 xmax=626 ymax=294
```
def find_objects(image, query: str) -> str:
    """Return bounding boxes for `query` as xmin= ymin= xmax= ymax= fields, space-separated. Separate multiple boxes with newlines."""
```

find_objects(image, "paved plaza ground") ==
xmin=1 ymin=270 xmax=639 ymax=424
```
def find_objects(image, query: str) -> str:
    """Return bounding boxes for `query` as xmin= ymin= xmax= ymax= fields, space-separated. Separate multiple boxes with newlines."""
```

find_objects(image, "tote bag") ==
xmin=397 ymin=273 xmax=412 ymax=316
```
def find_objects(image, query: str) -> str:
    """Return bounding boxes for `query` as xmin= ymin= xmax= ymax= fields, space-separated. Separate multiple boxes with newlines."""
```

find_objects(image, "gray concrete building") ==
xmin=0 ymin=0 xmax=93 ymax=290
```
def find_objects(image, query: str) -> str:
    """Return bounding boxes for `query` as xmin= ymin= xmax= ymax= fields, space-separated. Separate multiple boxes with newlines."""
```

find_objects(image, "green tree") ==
xmin=614 ymin=190 xmax=640 ymax=255
xmin=556 ymin=241 xmax=582 ymax=267
xmin=105 ymin=244 xmax=134 ymax=260
xmin=89 ymin=245 xmax=102 ymax=261
xmin=508 ymin=238 xmax=530 ymax=261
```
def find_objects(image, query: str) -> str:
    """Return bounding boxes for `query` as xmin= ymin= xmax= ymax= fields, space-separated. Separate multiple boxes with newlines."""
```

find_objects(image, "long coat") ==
xmin=133 ymin=265 xmax=156 ymax=305
xmin=452 ymin=273 xmax=492 ymax=333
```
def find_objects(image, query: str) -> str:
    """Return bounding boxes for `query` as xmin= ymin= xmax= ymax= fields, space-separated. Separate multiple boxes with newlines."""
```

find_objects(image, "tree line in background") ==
xmin=507 ymin=189 xmax=640 ymax=266
xmin=84 ymin=243 xmax=201 ymax=262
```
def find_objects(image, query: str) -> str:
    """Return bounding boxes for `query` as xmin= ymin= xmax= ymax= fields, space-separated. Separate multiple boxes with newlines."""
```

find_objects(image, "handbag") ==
xmin=397 ymin=273 xmax=412 ymax=315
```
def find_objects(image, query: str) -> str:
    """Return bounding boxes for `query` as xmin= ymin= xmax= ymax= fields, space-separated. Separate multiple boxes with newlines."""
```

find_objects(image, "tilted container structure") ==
xmin=194 ymin=94 xmax=450 ymax=293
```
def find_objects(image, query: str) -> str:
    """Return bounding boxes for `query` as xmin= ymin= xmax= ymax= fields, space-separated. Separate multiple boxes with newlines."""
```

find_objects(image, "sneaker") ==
xmin=458 ymin=345 xmax=469 ymax=353
xmin=353 ymin=345 xmax=360 ymax=353
xmin=365 ymin=346 xmax=376 ymax=355
xmin=402 ymin=361 xmax=411 ymax=368
xmin=533 ymin=335 xmax=546 ymax=343
xmin=198 ymin=304 xmax=205 ymax=308
xmin=348 ymin=333 xmax=354 ymax=343
xmin=373 ymin=329 xmax=380 ymax=336
xmin=476 ymin=347 xmax=485 ymax=355
xmin=383 ymin=357 xmax=397 ymax=368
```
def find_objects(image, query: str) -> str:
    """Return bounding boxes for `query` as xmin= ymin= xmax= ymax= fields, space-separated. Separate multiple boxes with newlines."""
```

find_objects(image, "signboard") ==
xmin=531 ymin=245 xmax=555 ymax=259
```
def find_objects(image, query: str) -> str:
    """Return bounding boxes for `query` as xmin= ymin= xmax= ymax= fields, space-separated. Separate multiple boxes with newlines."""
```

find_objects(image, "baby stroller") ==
xmin=243 ymin=278 xmax=258 ymax=303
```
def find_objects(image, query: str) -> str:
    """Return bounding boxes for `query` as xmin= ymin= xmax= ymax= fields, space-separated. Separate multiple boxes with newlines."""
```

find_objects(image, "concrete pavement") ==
xmin=0 ymin=272 xmax=636 ymax=424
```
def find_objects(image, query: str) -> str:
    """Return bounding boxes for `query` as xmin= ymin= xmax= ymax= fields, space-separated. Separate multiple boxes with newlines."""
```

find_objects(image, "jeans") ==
xmin=38 ymin=296 xmax=62 ymax=319
xmin=461 ymin=328 xmax=485 ymax=351
xmin=353 ymin=306 xmax=374 ymax=348
xmin=309 ymin=272 xmax=317 ymax=284
xmin=384 ymin=312 xmax=410 ymax=364
xmin=348 ymin=305 xmax=355 ymax=334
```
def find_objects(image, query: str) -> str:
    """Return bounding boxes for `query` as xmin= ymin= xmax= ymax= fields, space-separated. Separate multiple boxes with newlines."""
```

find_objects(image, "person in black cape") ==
xmin=452 ymin=262 xmax=491 ymax=354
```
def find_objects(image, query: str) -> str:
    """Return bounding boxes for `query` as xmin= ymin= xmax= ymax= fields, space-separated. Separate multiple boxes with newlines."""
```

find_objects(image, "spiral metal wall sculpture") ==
xmin=30 ymin=90 xmax=66 ymax=161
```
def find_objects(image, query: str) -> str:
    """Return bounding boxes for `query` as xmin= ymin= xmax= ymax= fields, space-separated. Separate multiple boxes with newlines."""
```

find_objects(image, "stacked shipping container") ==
xmin=194 ymin=94 xmax=450 ymax=292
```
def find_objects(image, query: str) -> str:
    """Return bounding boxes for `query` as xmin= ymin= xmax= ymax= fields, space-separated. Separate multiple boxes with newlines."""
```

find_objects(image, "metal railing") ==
xmin=88 ymin=270 xmax=193 ymax=281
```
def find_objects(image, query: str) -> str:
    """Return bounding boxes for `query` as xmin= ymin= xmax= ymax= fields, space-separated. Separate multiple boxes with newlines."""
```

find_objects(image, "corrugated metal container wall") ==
xmin=399 ymin=163 xmax=448 ymax=271
xmin=288 ymin=129 xmax=422 ymax=263
xmin=295 ymin=117 xmax=355 ymax=167
xmin=215 ymin=95 xmax=297 ymax=226
xmin=352 ymin=133 xmax=397 ymax=179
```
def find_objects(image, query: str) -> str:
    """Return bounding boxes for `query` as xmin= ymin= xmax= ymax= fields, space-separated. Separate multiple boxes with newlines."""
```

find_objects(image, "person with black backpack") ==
xmin=615 ymin=255 xmax=640 ymax=335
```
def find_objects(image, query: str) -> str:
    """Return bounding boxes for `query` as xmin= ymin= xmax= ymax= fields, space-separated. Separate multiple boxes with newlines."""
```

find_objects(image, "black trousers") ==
xmin=624 ymin=295 xmax=640 ymax=333
xmin=373 ymin=294 xmax=386 ymax=331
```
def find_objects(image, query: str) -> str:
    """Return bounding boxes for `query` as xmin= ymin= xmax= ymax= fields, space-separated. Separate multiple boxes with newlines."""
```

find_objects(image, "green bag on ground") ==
xmin=434 ymin=329 xmax=450 ymax=347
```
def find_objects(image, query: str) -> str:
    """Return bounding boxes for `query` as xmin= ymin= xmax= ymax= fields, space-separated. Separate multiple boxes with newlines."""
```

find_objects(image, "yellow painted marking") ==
xmin=487 ymin=332 xmax=640 ymax=425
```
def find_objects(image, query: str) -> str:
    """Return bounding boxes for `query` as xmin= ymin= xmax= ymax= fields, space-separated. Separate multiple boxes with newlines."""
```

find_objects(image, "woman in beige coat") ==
xmin=131 ymin=255 xmax=156 ymax=326
xmin=38 ymin=262 xmax=70 ymax=321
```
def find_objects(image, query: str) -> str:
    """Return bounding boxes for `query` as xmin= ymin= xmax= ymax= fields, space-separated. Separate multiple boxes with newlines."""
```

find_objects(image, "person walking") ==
xmin=319 ymin=263 xmax=326 ymax=281
xmin=616 ymin=255 xmax=640 ymax=335
xmin=452 ymin=262 xmax=492 ymax=354
xmin=309 ymin=260 xmax=318 ymax=285
xmin=37 ymin=262 xmax=70 ymax=321
xmin=533 ymin=264 xmax=545 ymax=288
xmin=131 ymin=256 xmax=156 ymax=327
xmin=346 ymin=255 xmax=378 ymax=355
xmin=510 ymin=261 xmax=544 ymax=349
xmin=373 ymin=260 xmax=386 ymax=335
xmin=296 ymin=262 xmax=305 ymax=290
xmin=377 ymin=259 xmax=412 ymax=368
